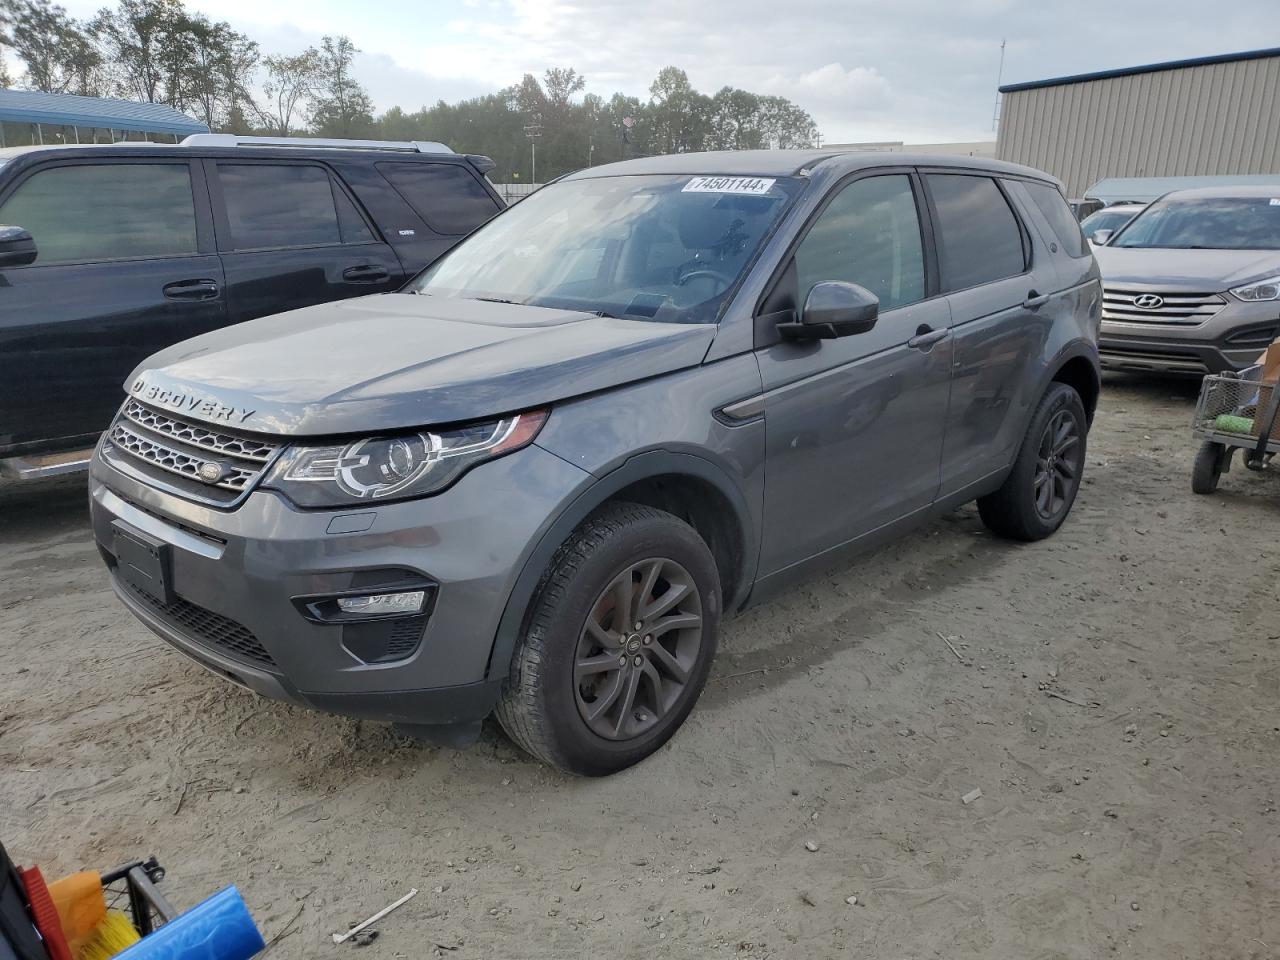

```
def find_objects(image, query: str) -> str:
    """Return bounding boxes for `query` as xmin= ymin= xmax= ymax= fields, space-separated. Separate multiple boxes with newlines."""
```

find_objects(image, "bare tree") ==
xmin=261 ymin=48 xmax=319 ymax=135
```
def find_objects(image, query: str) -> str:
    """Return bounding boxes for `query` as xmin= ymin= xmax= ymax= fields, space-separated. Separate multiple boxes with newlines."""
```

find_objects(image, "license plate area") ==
xmin=113 ymin=520 xmax=172 ymax=604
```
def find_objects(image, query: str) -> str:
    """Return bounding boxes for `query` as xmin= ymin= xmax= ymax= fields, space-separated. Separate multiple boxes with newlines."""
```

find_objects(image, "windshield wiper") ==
xmin=471 ymin=296 xmax=524 ymax=305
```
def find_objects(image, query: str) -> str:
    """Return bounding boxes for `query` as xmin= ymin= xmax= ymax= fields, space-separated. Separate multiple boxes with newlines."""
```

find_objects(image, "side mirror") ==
xmin=0 ymin=225 xmax=36 ymax=267
xmin=779 ymin=281 xmax=880 ymax=340
xmin=1090 ymin=228 xmax=1114 ymax=246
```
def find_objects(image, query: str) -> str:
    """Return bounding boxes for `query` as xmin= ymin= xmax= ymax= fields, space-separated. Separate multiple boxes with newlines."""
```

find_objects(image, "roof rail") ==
xmin=180 ymin=134 xmax=454 ymax=154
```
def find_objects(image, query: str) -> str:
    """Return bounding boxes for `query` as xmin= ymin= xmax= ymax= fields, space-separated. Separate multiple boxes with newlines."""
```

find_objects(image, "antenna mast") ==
xmin=992 ymin=38 xmax=1007 ymax=133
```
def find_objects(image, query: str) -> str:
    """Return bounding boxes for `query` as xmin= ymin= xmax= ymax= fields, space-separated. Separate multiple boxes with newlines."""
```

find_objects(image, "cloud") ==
xmin=770 ymin=63 xmax=892 ymax=112
xmin=52 ymin=0 xmax=1280 ymax=143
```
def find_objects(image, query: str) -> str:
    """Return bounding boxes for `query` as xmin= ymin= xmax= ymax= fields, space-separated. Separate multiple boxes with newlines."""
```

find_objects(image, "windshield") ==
xmin=1113 ymin=196 xmax=1280 ymax=250
xmin=407 ymin=174 xmax=802 ymax=323
xmin=1080 ymin=207 xmax=1139 ymax=237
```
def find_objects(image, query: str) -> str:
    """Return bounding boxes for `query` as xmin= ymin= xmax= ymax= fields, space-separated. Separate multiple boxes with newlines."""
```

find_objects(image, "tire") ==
xmin=1191 ymin=440 xmax=1225 ymax=495
xmin=978 ymin=382 xmax=1088 ymax=541
xmin=495 ymin=502 xmax=721 ymax=776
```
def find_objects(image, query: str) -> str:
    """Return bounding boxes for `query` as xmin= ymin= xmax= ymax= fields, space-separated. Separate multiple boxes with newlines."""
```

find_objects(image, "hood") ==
xmin=1092 ymin=245 xmax=1280 ymax=290
xmin=128 ymin=294 xmax=717 ymax=436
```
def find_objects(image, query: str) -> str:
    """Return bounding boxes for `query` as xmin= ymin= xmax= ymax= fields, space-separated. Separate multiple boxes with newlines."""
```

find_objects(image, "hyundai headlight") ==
xmin=1229 ymin=275 xmax=1280 ymax=302
xmin=264 ymin=410 xmax=548 ymax=506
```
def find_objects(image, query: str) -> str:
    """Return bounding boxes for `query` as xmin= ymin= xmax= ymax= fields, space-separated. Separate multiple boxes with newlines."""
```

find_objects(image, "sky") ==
xmin=45 ymin=0 xmax=1280 ymax=144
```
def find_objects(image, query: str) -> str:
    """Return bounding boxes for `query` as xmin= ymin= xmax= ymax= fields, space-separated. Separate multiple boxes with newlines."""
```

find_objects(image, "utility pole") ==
xmin=992 ymin=38 xmax=1007 ymax=133
xmin=524 ymin=122 xmax=542 ymax=184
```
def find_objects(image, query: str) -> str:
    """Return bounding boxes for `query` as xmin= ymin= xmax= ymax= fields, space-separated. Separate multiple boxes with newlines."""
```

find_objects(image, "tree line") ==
xmin=0 ymin=0 xmax=820 ymax=181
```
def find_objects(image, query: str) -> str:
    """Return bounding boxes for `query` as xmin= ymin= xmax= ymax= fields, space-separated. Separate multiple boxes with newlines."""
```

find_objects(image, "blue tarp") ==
xmin=0 ymin=88 xmax=208 ymax=136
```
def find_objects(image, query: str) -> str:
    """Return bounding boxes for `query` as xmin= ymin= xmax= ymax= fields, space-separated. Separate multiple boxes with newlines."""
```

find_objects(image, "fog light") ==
xmin=336 ymin=590 xmax=425 ymax=615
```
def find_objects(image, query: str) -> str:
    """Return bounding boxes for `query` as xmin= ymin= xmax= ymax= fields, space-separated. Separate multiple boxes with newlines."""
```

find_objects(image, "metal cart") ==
xmin=100 ymin=858 xmax=175 ymax=938
xmin=1191 ymin=371 xmax=1280 ymax=494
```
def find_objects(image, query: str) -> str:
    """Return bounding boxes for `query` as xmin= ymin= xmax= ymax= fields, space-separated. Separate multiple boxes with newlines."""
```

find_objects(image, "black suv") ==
xmin=0 ymin=134 xmax=502 ymax=478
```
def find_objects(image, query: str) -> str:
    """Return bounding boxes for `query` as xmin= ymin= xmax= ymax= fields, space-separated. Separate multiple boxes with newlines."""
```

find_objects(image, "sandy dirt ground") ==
xmin=2 ymin=373 xmax=1279 ymax=960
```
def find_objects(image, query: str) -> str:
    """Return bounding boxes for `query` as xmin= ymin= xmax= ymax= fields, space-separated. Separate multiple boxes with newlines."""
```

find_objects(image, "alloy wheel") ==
xmin=573 ymin=557 xmax=704 ymax=741
xmin=1033 ymin=408 xmax=1082 ymax=520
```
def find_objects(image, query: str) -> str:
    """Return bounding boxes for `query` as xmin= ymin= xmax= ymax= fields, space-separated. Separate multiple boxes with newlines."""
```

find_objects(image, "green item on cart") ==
xmin=1214 ymin=414 xmax=1255 ymax=434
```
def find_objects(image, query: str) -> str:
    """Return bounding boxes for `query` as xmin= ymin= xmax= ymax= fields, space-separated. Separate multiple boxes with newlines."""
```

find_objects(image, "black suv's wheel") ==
xmin=978 ymin=382 xmax=1087 ymax=541
xmin=495 ymin=502 xmax=721 ymax=775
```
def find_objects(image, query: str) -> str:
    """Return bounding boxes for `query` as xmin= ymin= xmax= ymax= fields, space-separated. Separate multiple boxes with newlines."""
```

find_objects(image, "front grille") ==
xmin=1102 ymin=287 xmax=1227 ymax=325
xmin=122 ymin=400 xmax=278 ymax=461
xmin=122 ymin=579 xmax=277 ymax=669
xmin=105 ymin=400 xmax=282 ymax=504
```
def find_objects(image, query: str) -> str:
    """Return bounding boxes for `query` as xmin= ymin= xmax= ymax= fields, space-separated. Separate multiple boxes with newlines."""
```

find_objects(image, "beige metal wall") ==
xmin=997 ymin=55 xmax=1280 ymax=196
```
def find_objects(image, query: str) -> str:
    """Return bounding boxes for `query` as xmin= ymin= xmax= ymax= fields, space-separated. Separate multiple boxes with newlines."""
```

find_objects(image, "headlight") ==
xmin=264 ymin=410 xmax=548 ymax=506
xmin=1229 ymin=275 xmax=1280 ymax=302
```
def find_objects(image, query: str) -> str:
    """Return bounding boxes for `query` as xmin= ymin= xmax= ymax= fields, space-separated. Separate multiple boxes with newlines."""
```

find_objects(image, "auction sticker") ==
xmin=683 ymin=176 xmax=777 ymax=195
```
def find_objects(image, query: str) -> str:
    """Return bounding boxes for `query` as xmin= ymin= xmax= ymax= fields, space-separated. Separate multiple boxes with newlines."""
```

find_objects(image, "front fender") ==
xmin=484 ymin=449 xmax=758 ymax=681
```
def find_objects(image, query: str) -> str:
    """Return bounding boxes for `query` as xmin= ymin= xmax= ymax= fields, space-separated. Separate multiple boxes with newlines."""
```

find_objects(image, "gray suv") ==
xmin=1093 ymin=186 xmax=1280 ymax=374
xmin=89 ymin=151 xmax=1101 ymax=775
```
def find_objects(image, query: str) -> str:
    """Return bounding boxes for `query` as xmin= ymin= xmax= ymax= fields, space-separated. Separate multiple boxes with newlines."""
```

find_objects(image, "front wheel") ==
xmin=978 ymin=382 xmax=1088 ymax=541
xmin=495 ymin=502 xmax=721 ymax=775
xmin=1191 ymin=440 xmax=1226 ymax=494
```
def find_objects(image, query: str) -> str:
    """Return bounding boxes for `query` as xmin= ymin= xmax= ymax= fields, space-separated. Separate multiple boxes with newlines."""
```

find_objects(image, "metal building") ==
xmin=0 ymin=88 xmax=208 ymax=147
xmin=996 ymin=47 xmax=1280 ymax=196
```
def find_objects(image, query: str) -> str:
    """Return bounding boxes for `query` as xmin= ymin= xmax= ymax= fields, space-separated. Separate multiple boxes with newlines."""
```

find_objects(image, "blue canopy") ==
xmin=0 ymin=88 xmax=208 ymax=136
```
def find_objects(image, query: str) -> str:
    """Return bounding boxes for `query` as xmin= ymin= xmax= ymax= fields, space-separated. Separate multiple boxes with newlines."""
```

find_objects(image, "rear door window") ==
xmin=217 ymin=163 xmax=342 ymax=250
xmin=926 ymin=174 xmax=1027 ymax=291
xmin=0 ymin=162 xmax=197 ymax=265
xmin=1024 ymin=181 xmax=1088 ymax=257
xmin=377 ymin=162 xmax=500 ymax=235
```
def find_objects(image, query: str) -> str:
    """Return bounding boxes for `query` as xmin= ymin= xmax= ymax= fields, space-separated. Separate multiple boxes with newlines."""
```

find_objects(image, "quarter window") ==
xmin=218 ymin=163 xmax=342 ymax=250
xmin=793 ymin=174 xmax=926 ymax=312
xmin=377 ymin=162 xmax=500 ymax=235
xmin=1024 ymin=180 xmax=1088 ymax=258
xmin=0 ymin=162 xmax=196 ymax=265
xmin=926 ymin=174 xmax=1026 ymax=291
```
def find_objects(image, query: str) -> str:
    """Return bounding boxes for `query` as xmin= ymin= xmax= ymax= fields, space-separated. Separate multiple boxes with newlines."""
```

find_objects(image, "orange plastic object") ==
xmin=46 ymin=871 xmax=106 ymax=955
xmin=18 ymin=866 xmax=73 ymax=960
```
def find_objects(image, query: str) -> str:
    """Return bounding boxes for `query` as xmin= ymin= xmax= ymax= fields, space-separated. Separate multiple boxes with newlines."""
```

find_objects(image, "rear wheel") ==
xmin=1191 ymin=440 xmax=1226 ymax=495
xmin=978 ymin=382 xmax=1087 ymax=541
xmin=495 ymin=502 xmax=720 ymax=775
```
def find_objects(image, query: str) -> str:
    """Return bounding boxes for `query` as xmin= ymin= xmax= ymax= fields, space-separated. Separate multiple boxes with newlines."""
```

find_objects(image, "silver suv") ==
xmin=89 ymin=151 xmax=1101 ymax=774
xmin=1093 ymin=185 xmax=1280 ymax=374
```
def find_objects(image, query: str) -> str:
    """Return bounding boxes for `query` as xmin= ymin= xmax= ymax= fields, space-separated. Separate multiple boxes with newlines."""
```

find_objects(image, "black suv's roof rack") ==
xmin=179 ymin=134 xmax=454 ymax=154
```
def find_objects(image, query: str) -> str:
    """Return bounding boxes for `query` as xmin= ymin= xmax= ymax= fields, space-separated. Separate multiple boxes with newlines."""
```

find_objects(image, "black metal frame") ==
xmin=99 ymin=858 xmax=175 ymax=937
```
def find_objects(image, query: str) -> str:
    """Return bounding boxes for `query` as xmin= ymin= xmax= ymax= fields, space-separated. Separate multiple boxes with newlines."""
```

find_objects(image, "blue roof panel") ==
xmin=0 ymin=88 xmax=208 ymax=135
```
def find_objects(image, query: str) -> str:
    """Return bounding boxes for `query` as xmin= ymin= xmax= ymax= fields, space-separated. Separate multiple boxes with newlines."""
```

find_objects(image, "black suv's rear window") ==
xmin=1024 ymin=181 xmax=1088 ymax=258
xmin=378 ymin=162 xmax=499 ymax=235
xmin=219 ymin=163 xmax=341 ymax=250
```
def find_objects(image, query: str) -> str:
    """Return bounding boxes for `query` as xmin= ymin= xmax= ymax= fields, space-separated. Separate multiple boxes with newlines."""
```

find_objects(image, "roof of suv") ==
xmin=1157 ymin=184 xmax=1280 ymax=201
xmin=564 ymin=149 xmax=1057 ymax=185
xmin=0 ymin=137 xmax=463 ymax=164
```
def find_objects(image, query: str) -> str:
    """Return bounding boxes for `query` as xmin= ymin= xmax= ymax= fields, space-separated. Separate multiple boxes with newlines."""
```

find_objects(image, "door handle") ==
xmin=343 ymin=264 xmax=391 ymax=283
xmin=162 ymin=278 xmax=219 ymax=301
xmin=907 ymin=325 xmax=949 ymax=350
xmin=1023 ymin=290 xmax=1051 ymax=309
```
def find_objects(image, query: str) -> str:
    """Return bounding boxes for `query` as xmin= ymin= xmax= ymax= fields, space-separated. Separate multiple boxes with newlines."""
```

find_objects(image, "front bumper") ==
xmin=1099 ymin=298 xmax=1279 ymax=375
xmin=90 ymin=443 xmax=589 ymax=725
